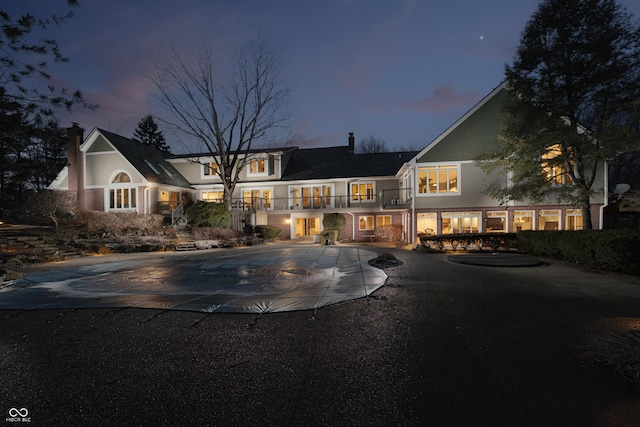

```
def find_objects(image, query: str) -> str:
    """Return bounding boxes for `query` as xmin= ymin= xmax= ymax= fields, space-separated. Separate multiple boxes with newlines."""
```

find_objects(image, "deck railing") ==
xmin=207 ymin=188 xmax=413 ymax=212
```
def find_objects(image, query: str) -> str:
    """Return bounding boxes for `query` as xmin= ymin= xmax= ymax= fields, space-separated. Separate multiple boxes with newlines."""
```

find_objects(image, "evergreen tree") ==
xmin=0 ymin=1 xmax=92 ymax=120
xmin=479 ymin=0 xmax=640 ymax=229
xmin=133 ymin=114 xmax=171 ymax=152
xmin=0 ymin=1 xmax=93 ymax=213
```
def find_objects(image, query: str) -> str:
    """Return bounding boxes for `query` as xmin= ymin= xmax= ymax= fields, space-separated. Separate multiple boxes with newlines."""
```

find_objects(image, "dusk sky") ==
xmin=8 ymin=0 xmax=640 ymax=153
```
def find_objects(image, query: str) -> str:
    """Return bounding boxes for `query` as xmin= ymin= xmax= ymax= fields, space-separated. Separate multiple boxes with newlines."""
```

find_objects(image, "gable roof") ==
xmin=95 ymin=129 xmax=193 ymax=189
xmin=282 ymin=146 xmax=419 ymax=181
xmin=414 ymin=82 xmax=508 ymax=163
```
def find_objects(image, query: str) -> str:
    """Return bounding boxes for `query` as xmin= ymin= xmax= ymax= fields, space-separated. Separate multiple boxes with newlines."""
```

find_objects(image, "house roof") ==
xmin=168 ymin=146 xmax=295 ymax=159
xmin=96 ymin=129 xmax=194 ymax=190
xmin=414 ymin=82 xmax=507 ymax=163
xmin=281 ymin=146 xmax=419 ymax=181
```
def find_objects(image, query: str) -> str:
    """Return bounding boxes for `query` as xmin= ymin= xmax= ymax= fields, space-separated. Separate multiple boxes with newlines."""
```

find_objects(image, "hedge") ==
xmin=186 ymin=201 xmax=230 ymax=228
xmin=254 ymin=225 xmax=281 ymax=240
xmin=517 ymin=230 xmax=640 ymax=274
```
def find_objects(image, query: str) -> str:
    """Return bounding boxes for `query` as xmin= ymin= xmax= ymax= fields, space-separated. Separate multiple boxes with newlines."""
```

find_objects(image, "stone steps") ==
xmin=0 ymin=228 xmax=85 ymax=265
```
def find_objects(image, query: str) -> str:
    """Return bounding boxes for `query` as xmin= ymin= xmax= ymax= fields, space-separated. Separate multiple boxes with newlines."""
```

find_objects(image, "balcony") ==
xmin=189 ymin=187 xmax=414 ymax=213
xmin=218 ymin=195 xmax=385 ymax=212
xmin=379 ymin=188 xmax=412 ymax=209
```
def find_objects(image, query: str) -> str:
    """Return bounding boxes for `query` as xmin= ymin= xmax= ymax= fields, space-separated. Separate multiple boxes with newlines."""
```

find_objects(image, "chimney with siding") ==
xmin=67 ymin=123 xmax=85 ymax=211
xmin=348 ymin=132 xmax=355 ymax=153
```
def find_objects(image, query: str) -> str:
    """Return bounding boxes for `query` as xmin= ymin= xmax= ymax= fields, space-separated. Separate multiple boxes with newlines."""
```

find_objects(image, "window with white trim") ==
xmin=202 ymin=191 xmax=224 ymax=203
xmin=542 ymin=144 xmax=573 ymax=185
xmin=248 ymin=158 xmax=267 ymax=176
xmin=441 ymin=212 xmax=481 ymax=234
xmin=539 ymin=209 xmax=561 ymax=230
xmin=417 ymin=164 xmax=459 ymax=195
xmin=352 ymin=182 xmax=375 ymax=201
xmin=513 ymin=210 xmax=534 ymax=232
xmin=290 ymin=185 xmax=333 ymax=209
xmin=203 ymin=162 xmax=218 ymax=178
xmin=376 ymin=215 xmax=391 ymax=227
xmin=242 ymin=188 xmax=272 ymax=209
xmin=565 ymin=209 xmax=583 ymax=230
xmin=486 ymin=211 xmax=507 ymax=233
xmin=109 ymin=172 xmax=136 ymax=211
xmin=417 ymin=213 xmax=437 ymax=235
xmin=359 ymin=215 xmax=374 ymax=230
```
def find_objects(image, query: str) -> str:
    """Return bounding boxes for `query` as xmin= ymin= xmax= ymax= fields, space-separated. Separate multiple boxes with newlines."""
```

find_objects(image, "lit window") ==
xmin=291 ymin=186 xmax=333 ymax=209
xmin=359 ymin=216 xmax=374 ymax=230
xmin=513 ymin=210 xmax=534 ymax=232
xmin=376 ymin=215 xmax=391 ymax=227
xmin=352 ymin=183 xmax=375 ymax=201
xmin=441 ymin=212 xmax=481 ymax=234
xmin=486 ymin=211 xmax=507 ymax=233
xmin=565 ymin=209 xmax=583 ymax=230
xmin=248 ymin=158 xmax=266 ymax=175
xmin=263 ymin=189 xmax=272 ymax=209
xmin=242 ymin=188 xmax=272 ymax=210
xmin=418 ymin=165 xmax=459 ymax=194
xmin=203 ymin=162 xmax=218 ymax=177
xmin=539 ymin=209 xmax=561 ymax=230
xmin=417 ymin=213 xmax=437 ymax=235
xmin=542 ymin=145 xmax=573 ymax=185
xmin=202 ymin=191 xmax=224 ymax=202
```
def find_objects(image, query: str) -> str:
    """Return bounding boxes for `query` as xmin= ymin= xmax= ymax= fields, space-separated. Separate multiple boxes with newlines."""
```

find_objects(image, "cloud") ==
xmin=404 ymin=85 xmax=477 ymax=112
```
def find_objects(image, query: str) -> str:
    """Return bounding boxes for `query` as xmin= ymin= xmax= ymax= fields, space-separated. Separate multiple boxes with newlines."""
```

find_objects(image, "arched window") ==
xmin=112 ymin=172 xmax=131 ymax=183
xmin=109 ymin=171 xmax=136 ymax=211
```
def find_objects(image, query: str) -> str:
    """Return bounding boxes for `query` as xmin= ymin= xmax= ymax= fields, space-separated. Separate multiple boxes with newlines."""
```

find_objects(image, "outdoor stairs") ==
xmin=0 ymin=228 xmax=84 ymax=264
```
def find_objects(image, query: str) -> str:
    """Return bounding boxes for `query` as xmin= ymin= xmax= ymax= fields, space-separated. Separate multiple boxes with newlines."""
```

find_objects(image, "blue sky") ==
xmin=7 ymin=0 xmax=640 ymax=152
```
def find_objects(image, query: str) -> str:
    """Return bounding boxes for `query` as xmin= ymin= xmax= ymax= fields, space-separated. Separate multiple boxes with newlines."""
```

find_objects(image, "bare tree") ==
xmin=146 ymin=39 xmax=290 ymax=209
xmin=356 ymin=135 xmax=387 ymax=153
xmin=30 ymin=190 xmax=76 ymax=229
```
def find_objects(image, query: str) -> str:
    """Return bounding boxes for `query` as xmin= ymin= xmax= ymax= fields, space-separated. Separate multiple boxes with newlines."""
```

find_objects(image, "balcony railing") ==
xmin=205 ymin=195 xmax=384 ymax=211
xmin=201 ymin=189 xmax=414 ymax=212
xmin=379 ymin=188 xmax=412 ymax=209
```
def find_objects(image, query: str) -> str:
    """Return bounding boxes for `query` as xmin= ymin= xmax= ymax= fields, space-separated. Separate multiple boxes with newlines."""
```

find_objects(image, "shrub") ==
xmin=75 ymin=211 xmax=164 ymax=237
xmin=375 ymin=224 xmax=402 ymax=241
xmin=193 ymin=227 xmax=244 ymax=240
xmin=322 ymin=213 xmax=346 ymax=242
xmin=186 ymin=201 xmax=230 ymax=228
xmin=320 ymin=229 xmax=339 ymax=244
xmin=323 ymin=213 xmax=346 ymax=232
xmin=254 ymin=225 xmax=281 ymax=240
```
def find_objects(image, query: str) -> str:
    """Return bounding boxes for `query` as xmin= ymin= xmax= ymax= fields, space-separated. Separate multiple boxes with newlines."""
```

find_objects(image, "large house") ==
xmin=48 ymin=83 xmax=608 ymax=243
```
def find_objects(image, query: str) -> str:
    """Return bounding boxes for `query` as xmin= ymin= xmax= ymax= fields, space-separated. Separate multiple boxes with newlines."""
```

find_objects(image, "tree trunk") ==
xmin=581 ymin=197 xmax=593 ymax=230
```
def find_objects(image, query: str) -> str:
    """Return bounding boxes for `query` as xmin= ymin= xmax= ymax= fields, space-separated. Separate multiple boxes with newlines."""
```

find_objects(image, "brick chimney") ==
xmin=348 ymin=132 xmax=355 ymax=153
xmin=67 ymin=123 xmax=85 ymax=211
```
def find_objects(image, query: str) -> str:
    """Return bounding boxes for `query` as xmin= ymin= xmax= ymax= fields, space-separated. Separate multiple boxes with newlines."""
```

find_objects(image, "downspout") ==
xmin=411 ymin=183 xmax=416 ymax=245
xmin=346 ymin=212 xmax=355 ymax=240
xmin=599 ymin=160 xmax=609 ymax=230
xmin=345 ymin=179 xmax=355 ymax=240
xmin=144 ymin=187 xmax=150 ymax=215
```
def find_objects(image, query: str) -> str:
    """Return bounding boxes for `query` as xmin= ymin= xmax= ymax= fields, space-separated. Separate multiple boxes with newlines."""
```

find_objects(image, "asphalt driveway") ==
xmin=2 ymin=244 xmax=640 ymax=426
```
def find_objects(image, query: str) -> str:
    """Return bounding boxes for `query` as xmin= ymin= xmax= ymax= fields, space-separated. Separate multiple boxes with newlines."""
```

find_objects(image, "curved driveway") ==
xmin=3 ymin=245 xmax=640 ymax=425
xmin=0 ymin=246 xmax=387 ymax=313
